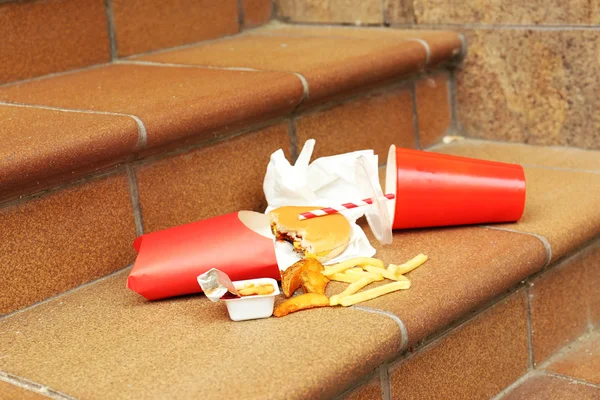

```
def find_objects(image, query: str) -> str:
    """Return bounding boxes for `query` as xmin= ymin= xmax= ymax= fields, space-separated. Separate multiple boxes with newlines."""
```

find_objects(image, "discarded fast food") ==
xmin=330 ymin=276 xmax=375 ymax=306
xmin=328 ymin=272 xmax=363 ymax=284
xmin=280 ymin=258 xmax=326 ymax=298
xmin=273 ymin=293 xmax=330 ymax=317
xmin=389 ymin=253 xmax=428 ymax=275
xmin=339 ymin=281 xmax=411 ymax=307
xmin=238 ymin=283 xmax=275 ymax=297
xmin=345 ymin=267 xmax=384 ymax=281
xmin=322 ymin=257 xmax=385 ymax=277
xmin=301 ymin=270 xmax=330 ymax=295
xmin=363 ymin=265 xmax=408 ymax=281
xmin=268 ymin=206 xmax=352 ymax=263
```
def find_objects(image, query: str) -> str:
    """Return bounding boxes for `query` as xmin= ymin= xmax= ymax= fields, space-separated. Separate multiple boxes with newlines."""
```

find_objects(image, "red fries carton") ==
xmin=127 ymin=211 xmax=280 ymax=300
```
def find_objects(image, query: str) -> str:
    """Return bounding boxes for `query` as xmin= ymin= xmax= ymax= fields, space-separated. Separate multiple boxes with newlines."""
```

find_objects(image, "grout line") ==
xmin=491 ymin=370 xmax=541 ymax=400
xmin=482 ymin=226 xmax=552 ymax=267
xmin=544 ymin=371 xmax=600 ymax=390
xmin=103 ymin=0 xmax=118 ymax=60
xmin=409 ymin=81 xmax=421 ymax=149
xmin=448 ymin=68 xmax=460 ymax=134
xmin=0 ymin=265 xmax=132 ymax=320
xmin=333 ymin=368 xmax=379 ymax=400
xmin=0 ymin=372 xmax=76 ymax=400
xmin=380 ymin=0 xmax=387 ymax=26
xmin=386 ymin=22 xmax=600 ymax=31
xmin=0 ymin=101 xmax=148 ymax=150
xmin=0 ymin=63 xmax=110 ymax=89
xmin=236 ymin=0 xmax=245 ymax=28
xmin=406 ymin=38 xmax=431 ymax=65
xmin=457 ymin=33 xmax=468 ymax=60
xmin=353 ymin=305 xmax=409 ymax=351
xmin=291 ymin=72 xmax=310 ymax=108
xmin=116 ymin=59 xmax=266 ymax=72
xmin=379 ymin=362 xmax=392 ymax=400
xmin=125 ymin=165 xmax=144 ymax=236
xmin=525 ymin=282 xmax=536 ymax=368
xmin=287 ymin=119 xmax=299 ymax=162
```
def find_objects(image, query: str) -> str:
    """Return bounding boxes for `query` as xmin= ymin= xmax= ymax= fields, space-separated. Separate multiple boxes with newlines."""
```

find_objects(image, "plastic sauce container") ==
xmin=222 ymin=278 xmax=280 ymax=321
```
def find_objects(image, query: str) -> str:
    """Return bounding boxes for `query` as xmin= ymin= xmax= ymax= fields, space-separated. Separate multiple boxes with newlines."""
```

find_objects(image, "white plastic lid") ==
xmin=355 ymin=156 xmax=393 ymax=245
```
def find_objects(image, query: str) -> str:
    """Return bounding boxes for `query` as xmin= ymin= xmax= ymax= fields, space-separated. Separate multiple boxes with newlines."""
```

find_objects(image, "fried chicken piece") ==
xmin=273 ymin=293 xmax=330 ymax=317
xmin=301 ymin=270 xmax=330 ymax=295
xmin=280 ymin=258 xmax=325 ymax=298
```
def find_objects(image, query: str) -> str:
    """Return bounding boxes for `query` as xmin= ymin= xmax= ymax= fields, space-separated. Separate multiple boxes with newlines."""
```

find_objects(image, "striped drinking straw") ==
xmin=298 ymin=194 xmax=395 ymax=220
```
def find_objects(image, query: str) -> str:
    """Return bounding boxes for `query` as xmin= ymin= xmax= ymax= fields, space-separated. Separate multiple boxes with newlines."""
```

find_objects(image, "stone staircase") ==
xmin=1 ymin=1 xmax=599 ymax=399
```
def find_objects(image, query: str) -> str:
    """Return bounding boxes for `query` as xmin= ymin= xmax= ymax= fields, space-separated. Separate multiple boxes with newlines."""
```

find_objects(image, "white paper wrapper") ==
xmin=264 ymin=139 xmax=378 ymax=271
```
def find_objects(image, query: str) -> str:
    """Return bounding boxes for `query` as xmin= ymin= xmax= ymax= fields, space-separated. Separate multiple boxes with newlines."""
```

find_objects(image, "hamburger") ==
xmin=268 ymin=206 xmax=351 ymax=263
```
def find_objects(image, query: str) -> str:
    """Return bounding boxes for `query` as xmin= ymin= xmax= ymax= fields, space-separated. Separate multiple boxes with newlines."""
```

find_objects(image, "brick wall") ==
xmin=276 ymin=0 xmax=600 ymax=150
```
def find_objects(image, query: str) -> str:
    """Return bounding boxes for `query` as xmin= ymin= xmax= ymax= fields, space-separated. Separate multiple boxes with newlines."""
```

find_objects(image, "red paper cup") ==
xmin=385 ymin=145 xmax=526 ymax=230
xmin=127 ymin=211 xmax=280 ymax=300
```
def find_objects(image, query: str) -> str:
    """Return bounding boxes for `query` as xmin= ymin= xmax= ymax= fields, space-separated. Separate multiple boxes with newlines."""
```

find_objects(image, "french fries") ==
xmin=389 ymin=254 xmax=428 ymax=275
xmin=329 ymin=272 xmax=363 ymax=284
xmin=330 ymin=277 xmax=374 ymax=306
xmin=363 ymin=265 xmax=406 ymax=281
xmin=345 ymin=268 xmax=384 ymax=281
xmin=322 ymin=257 xmax=385 ymax=277
xmin=237 ymin=283 xmax=275 ymax=296
xmin=339 ymin=281 xmax=411 ymax=307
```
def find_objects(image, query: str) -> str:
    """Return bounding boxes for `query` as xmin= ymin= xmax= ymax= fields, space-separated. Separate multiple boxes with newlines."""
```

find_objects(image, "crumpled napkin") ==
xmin=263 ymin=139 xmax=378 ymax=271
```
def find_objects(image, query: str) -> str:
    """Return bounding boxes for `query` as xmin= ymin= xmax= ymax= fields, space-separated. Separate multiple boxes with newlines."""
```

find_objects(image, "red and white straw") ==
xmin=298 ymin=194 xmax=395 ymax=220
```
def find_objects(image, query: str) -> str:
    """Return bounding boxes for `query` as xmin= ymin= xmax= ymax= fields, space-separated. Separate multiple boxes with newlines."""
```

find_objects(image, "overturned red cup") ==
xmin=384 ymin=145 xmax=526 ymax=230
xmin=128 ymin=211 xmax=280 ymax=301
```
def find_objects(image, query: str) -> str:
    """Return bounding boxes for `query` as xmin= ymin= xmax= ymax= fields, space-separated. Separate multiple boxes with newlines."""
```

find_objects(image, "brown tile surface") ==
xmin=0 ymin=105 xmax=139 ymax=201
xmin=0 ymin=173 xmax=137 ymax=315
xmin=387 ymin=0 xmax=599 ymax=25
xmin=341 ymin=374 xmax=382 ymax=400
xmin=0 ymin=381 xmax=47 ymax=400
xmin=136 ymin=123 xmax=290 ymax=233
xmin=137 ymin=31 xmax=428 ymax=104
xmin=457 ymin=29 xmax=600 ymax=150
xmin=0 ymin=0 xmax=110 ymax=84
xmin=243 ymin=0 xmax=273 ymax=27
xmin=0 ymin=270 xmax=401 ymax=400
xmin=112 ymin=0 xmax=239 ymax=57
xmin=500 ymin=168 xmax=600 ymax=263
xmin=546 ymin=330 xmax=600 ymax=385
xmin=438 ymin=143 xmax=600 ymax=263
xmin=295 ymin=86 xmax=416 ymax=163
xmin=389 ymin=291 xmax=529 ymax=399
xmin=329 ymin=225 xmax=547 ymax=347
xmin=0 ymin=64 xmax=304 ymax=150
xmin=256 ymin=25 xmax=463 ymax=67
xmin=530 ymin=248 xmax=591 ymax=365
xmin=275 ymin=0 xmax=383 ymax=24
xmin=587 ymin=241 xmax=600 ymax=326
xmin=415 ymin=72 xmax=451 ymax=148
xmin=503 ymin=374 xmax=600 ymax=400
xmin=435 ymin=139 xmax=600 ymax=171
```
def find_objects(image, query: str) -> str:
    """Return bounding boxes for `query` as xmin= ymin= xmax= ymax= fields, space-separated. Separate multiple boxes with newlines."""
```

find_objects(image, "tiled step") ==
xmin=1 ymin=23 xmax=461 ymax=314
xmin=499 ymin=330 xmax=600 ymax=399
xmin=1 ymin=140 xmax=598 ymax=399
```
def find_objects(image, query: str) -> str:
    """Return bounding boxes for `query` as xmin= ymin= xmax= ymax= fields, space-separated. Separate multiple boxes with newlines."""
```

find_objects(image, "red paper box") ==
xmin=127 ymin=211 xmax=280 ymax=300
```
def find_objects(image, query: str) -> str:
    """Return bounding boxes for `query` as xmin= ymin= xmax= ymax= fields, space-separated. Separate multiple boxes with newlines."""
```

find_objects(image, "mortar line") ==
xmin=236 ymin=0 xmax=245 ymax=29
xmin=287 ymin=118 xmax=299 ymax=162
xmin=409 ymin=81 xmax=421 ymax=149
xmin=380 ymin=362 xmax=392 ymax=400
xmin=525 ymin=282 xmax=535 ymax=369
xmin=125 ymin=165 xmax=144 ymax=236
xmin=387 ymin=22 xmax=600 ymax=31
xmin=545 ymin=371 xmax=600 ymax=389
xmin=0 ymin=265 xmax=132 ymax=320
xmin=103 ymin=0 xmax=118 ymax=60
xmin=491 ymin=370 xmax=541 ymax=400
xmin=333 ymin=368 xmax=379 ymax=400
xmin=407 ymin=38 xmax=431 ymax=65
xmin=482 ymin=226 xmax=552 ymax=267
xmin=0 ymin=371 xmax=77 ymax=400
xmin=0 ymin=63 xmax=110 ymax=89
xmin=0 ymin=101 xmax=148 ymax=149
xmin=352 ymin=305 xmax=409 ymax=351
